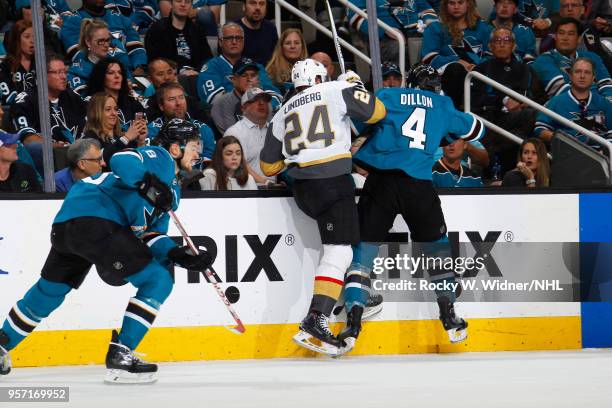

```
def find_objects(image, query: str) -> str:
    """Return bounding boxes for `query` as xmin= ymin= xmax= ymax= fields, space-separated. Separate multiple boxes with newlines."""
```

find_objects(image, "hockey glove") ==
xmin=338 ymin=70 xmax=365 ymax=90
xmin=168 ymin=245 xmax=215 ymax=271
xmin=138 ymin=172 xmax=174 ymax=213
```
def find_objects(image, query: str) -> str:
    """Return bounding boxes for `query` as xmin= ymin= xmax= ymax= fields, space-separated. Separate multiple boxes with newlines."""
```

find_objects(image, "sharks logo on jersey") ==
xmin=450 ymin=39 xmax=482 ymax=64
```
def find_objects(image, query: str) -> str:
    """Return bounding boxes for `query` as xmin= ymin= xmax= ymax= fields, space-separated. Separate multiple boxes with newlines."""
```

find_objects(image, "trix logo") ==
xmin=168 ymin=234 xmax=284 ymax=284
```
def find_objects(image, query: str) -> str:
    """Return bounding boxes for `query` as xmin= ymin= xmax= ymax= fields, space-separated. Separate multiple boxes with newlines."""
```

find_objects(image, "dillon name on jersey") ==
xmin=354 ymin=87 xmax=484 ymax=181
xmin=262 ymin=80 xmax=385 ymax=179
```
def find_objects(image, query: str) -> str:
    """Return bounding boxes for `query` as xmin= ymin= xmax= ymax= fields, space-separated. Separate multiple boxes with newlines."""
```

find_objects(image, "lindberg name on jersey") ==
xmin=401 ymin=93 xmax=434 ymax=108
xmin=283 ymin=92 xmax=323 ymax=114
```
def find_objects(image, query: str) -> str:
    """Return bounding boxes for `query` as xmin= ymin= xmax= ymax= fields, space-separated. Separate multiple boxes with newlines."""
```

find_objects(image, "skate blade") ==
xmin=332 ymin=337 xmax=356 ymax=359
xmin=292 ymin=331 xmax=340 ymax=357
xmin=362 ymin=304 xmax=383 ymax=320
xmin=447 ymin=328 xmax=468 ymax=343
xmin=104 ymin=369 xmax=158 ymax=384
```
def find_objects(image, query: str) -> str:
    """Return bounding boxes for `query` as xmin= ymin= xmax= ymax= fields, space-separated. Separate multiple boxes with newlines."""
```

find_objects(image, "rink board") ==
xmin=0 ymin=193 xmax=584 ymax=366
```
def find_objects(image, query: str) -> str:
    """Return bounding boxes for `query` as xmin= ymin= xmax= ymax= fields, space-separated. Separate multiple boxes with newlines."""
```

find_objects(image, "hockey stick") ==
xmin=169 ymin=210 xmax=246 ymax=335
xmin=324 ymin=0 xmax=346 ymax=74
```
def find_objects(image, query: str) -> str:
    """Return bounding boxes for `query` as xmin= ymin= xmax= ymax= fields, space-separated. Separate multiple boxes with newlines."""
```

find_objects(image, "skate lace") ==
xmin=113 ymin=343 xmax=147 ymax=365
xmin=316 ymin=314 xmax=333 ymax=336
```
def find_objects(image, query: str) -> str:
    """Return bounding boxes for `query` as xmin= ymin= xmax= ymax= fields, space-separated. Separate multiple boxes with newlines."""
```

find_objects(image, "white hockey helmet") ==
xmin=291 ymin=59 xmax=328 ymax=88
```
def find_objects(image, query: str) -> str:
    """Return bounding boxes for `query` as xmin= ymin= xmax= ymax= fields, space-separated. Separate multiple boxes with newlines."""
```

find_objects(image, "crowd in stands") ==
xmin=0 ymin=0 xmax=610 ymax=193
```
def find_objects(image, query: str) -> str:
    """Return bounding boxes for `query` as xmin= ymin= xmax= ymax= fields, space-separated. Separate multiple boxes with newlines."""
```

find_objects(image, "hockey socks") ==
xmin=310 ymin=245 xmax=352 ymax=316
xmin=2 ymin=278 xmax=71 ymax=350
xmin=344 ymin=243 xmax=378 ymax=311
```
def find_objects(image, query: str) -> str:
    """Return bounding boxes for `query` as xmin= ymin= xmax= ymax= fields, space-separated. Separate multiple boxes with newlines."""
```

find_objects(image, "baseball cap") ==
xmin=0 ymin=131 xmax=20 ymax=148
xmin=241 ymin=87 xmax=272 ymax=105
xmin=233 ymin=58 xmax=259 ymax=76
xmin=381 ymin=62 xmax=402 ymax=78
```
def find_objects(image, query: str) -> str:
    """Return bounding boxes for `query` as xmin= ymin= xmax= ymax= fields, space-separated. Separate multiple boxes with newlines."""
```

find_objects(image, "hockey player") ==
xmin=337 ymin=64 xmax=484 ymax=355
xmin=0 ymin=119 xmax=212 ymax=383
xmin=260 ymin=59 xmax=386 ymax=356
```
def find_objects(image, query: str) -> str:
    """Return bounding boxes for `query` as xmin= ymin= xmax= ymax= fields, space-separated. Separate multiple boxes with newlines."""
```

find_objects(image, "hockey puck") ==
xmin=225 ymin=286 xmax=240 ymax=304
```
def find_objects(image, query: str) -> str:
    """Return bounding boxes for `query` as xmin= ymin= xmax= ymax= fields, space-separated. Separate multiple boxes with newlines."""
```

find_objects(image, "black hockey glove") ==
xmin=138 ymin=172 xmax=173 ymax=212
xmin=168 ymin=246 xmax=215 ymax=271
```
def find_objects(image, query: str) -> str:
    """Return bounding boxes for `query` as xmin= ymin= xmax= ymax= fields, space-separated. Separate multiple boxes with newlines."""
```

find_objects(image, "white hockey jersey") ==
xmin=261 ymin=80 xmax=385 ymax=179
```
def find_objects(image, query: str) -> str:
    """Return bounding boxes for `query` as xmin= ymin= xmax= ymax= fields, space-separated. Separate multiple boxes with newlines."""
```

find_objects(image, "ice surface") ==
xmin=1 ymin=350 xmax=611 ymax=408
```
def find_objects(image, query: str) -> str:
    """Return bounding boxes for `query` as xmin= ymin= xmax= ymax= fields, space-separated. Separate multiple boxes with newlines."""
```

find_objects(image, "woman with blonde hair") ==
xmin=502 ymin=138 xmax=550 ymax=188
xmin=420 ymin=0 xmax=491 ymax=107
xmin=68 ymin=19 xmax=132 ymax=96
xmin=82 ymin=92 xmax=148 ymax=169
xmin=266 ymin=28 xmax=308 ymax=93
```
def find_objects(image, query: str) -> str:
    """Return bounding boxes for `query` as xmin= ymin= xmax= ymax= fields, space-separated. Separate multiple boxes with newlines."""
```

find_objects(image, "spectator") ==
xmin=490 ymin=0 xmax=559 ymax=35
xmin=432 ymin=139 xmax=483 ymax=187
xmin=585 ymin=0 xmax=612 ymax=30
xmin=210 ymin=57 xmax=261 ymax=134
xmin=0 ymin=130 xmax=41 ymax=192
xmin=472 ymin=27 xmax=537 ymax=175
xmin=67 ymin=19 xmax=131 ymax=96
xmin=82 ymin=92 xmax=147 ymax=168
xmin=8 ymin=0 xmax=65 ymax=56
xmin=148 ymin=82 xmax=216 ymax=162
xmin=224 ymin=87 xmax=273 ymax=185
xmin=10 ymin=53 xmax=86 ymax=175
xmin=311 ymin=51 xmax=335 ymax=79
xmin=145 ymin=0 xmax=212 ymax=75
xmin=421 ymin=0 xmax=492 ymax=108
xmin=144 ymin=58 xmax=208 ymax=123
xmin=160 ymin=0 xmax=225 ymax=36
xmin=199 ymin=135 xmax=257 ymax=190
xmin=532 ymin=17 xmax=612 ymax=100
xmin=540 ymin=0 xmax=611 ymax=70
xmin=381 ymin=61 xmax=403 ymax=88
xmin=60 ymin=0 xmax=146 ymax=73
xmin=0 ymin=20 xmax=35 ymax=106
xmin=237 ymin=0 xmax=278 ymax=65
xmin=104 ymin=0 xmax=158 ymax=33
xmin=502 ymin=138 xmax=550 ymax=187
xmin=348 ymin=0 xmax=437 ymax=64
xmin=86 ymin=57 xmax=147 ymax=128
xmin=489 ymin=0 xmax=537 ymax=62
xmin=197 ymin=22 xmax=280 ymax=105
xmin=54 ymin=138 xmax=105 ymax=192
xmin=266 ymin=28 xmax=308 ymax=94
xmin=535 ymin=58 xmax=611 ymax=143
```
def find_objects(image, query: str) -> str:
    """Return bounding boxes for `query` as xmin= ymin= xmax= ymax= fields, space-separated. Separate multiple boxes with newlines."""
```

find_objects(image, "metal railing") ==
xmin=464 ymin=70 xmax=612 ymax=174
xmin=273 ymin=0 xmax=406 ymax=83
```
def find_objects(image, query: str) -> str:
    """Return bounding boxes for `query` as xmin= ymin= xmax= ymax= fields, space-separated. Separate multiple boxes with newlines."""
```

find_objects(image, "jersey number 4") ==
xmin=402 ymin=107 xmax=427 ymax=150
xmin=284 ymin=105 xmax=335 ymax=154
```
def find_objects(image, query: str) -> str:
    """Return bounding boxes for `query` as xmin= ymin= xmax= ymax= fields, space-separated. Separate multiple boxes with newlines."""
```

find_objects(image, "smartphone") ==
xmin=135 ymin=112 xmax=145 ymax=122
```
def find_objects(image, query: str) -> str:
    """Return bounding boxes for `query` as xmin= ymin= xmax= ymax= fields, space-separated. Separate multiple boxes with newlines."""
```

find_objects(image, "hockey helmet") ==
xmin=406 ymin=63 xmax=442 ymax=94
xmin=291 ymin=59 xmax=328 ymax=88
xmin=152 ymin=118 xmax=200 ymax=150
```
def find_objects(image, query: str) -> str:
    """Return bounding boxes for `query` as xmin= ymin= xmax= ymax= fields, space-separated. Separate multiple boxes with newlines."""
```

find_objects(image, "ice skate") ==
xmin=362 ymin=292 xmax=383 ymax=320
xmin=0 ymin=330 xmax=11 ymax=376
xmin=335 ymin=305 xmax=364 ymax=357
xmin=438 ymin=297 xmax=468 ymax=343
xmin=104 ymin=330 xmax=158 ymax=384
xmin=293 ymin=311 xmax=343 ymax=357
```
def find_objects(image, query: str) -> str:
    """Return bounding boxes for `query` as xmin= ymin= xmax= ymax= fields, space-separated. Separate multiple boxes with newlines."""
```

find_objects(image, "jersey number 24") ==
xmin=284 ymin=105 xmax=335 ymax=155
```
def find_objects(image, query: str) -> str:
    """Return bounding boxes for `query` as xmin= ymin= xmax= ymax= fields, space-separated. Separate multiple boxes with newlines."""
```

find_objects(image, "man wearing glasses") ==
xmin=8 ymin=53 xmax=86 ymax=175
xmin=196 ymin=22 xmax=280 ymax=105
xmin=489 ymin=0 xmax=537 ymax=63
xmin=54 ymin=139 xmax=105 ymax=193
xmin=472 ymin=27 xmax=538 ymax=176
